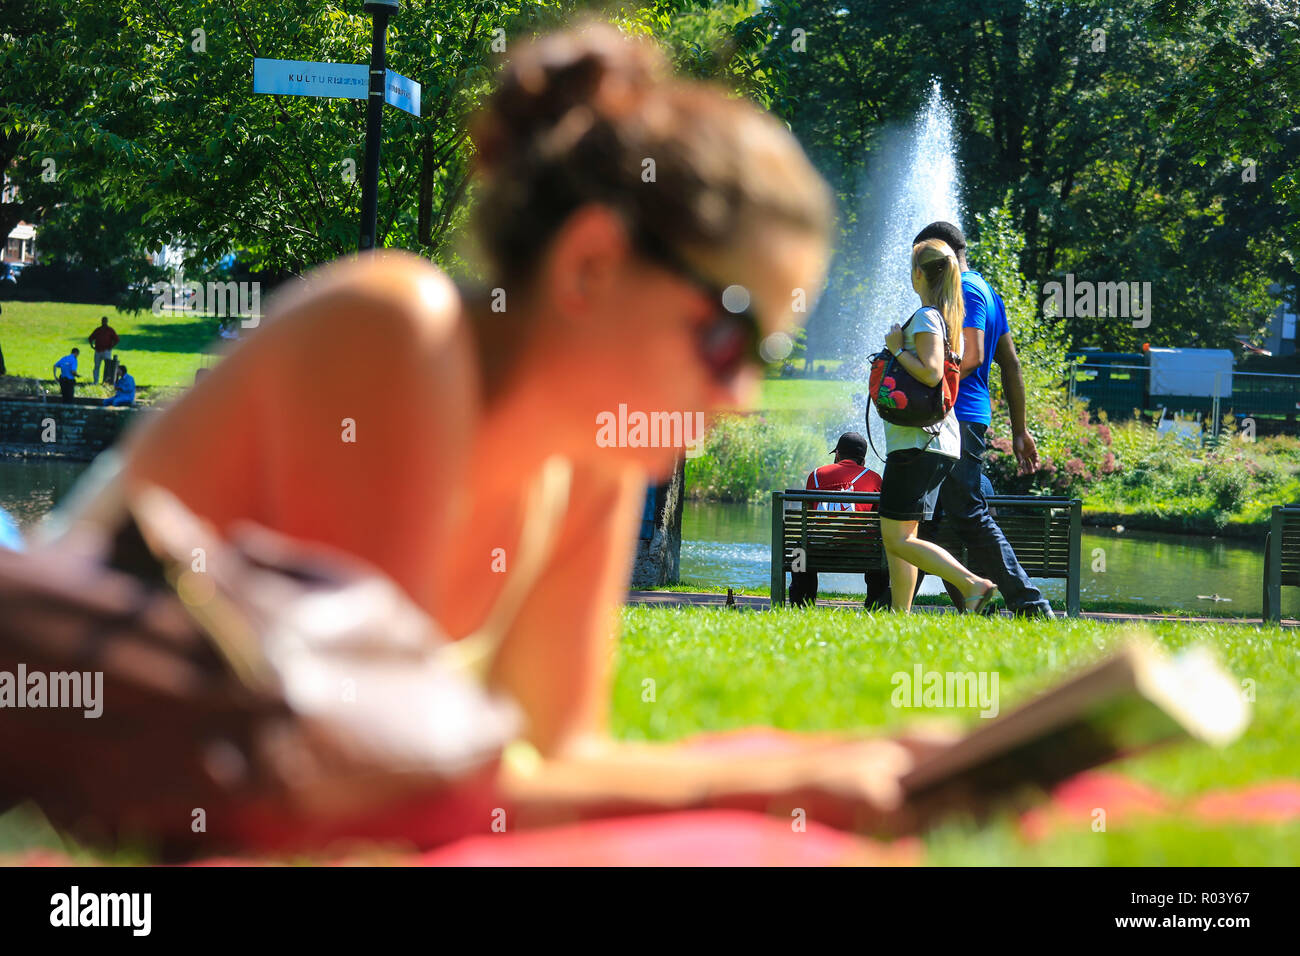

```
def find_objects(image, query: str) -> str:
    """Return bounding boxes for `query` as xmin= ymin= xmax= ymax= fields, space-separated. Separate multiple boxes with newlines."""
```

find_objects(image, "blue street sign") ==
xmin=252 ymin=58 xmax=420 ymax=116
xmin=253 ymin=58 xmax=367 ymax=98
xmin=382 ymin=69 xmax=420 ymax=117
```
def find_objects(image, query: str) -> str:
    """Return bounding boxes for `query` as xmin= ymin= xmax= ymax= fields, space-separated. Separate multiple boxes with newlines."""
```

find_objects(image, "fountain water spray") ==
xmin=839 ymin=81 xmax=963 ymax=466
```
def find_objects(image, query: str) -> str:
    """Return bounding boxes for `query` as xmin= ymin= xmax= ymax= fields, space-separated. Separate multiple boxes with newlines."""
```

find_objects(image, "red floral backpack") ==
xmin=867 ymin=309 xmax=962 ymax=429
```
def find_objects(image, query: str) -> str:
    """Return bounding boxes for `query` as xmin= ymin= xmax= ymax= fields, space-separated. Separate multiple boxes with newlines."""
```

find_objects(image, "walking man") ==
xmin=53 ymin=347 xmax=79 ymax=403
xmin=912 ymin=221 xmax=1054 ymax=617
xmin=88 ymin=316 xmax=120 ymax=384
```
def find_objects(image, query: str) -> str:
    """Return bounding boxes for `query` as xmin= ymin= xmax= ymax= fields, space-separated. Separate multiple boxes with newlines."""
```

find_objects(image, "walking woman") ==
xmin=877 ymin=239 xmax=998 ymax=613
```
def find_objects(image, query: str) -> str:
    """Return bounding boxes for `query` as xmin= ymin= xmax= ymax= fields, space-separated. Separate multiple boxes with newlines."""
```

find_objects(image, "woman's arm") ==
xmin=890 ymin=330 xmax=945 ymax=387
xmin=499 ymin=728 xmax=962 ymax=834
xmin=488 ymin=462 xmax=963 ymax=828
xmin=487 ymin=463 xmax=646 ymax=756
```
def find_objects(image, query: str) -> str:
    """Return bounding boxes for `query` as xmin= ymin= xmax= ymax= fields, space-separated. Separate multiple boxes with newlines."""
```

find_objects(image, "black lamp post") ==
xmin=359 ymin=0 xmax=399 ymax=251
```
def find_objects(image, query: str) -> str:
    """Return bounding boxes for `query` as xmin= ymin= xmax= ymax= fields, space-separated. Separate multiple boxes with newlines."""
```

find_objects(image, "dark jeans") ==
xmin=791 ymin=569 xmax=891 ymax=609
xmin=59 ymin=377 xmax=75 ymax=402
xmin=920 ymin=420 xmax=1051 ymax=614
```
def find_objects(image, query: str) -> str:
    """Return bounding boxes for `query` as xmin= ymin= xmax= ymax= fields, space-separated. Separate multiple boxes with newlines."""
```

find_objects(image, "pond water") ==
xmin=1 ymin=459 xmax=1293 ymax=617
xmin=0 ymin=459 xmax=88 ymax=532
xmin=683 ymin=500 xmax=1298 ymax=617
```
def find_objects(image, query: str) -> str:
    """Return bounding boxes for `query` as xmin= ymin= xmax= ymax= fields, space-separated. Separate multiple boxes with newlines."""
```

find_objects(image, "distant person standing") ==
xmin=88 ymin=316 xmax=120 ymax=384
xmin=53 ymin=347 xmax=79 ymax=402
xmin=912 ymin=221 xmax=1053 ymax=618
xmin=0 ymin=301 xmax=6 ymax=375
xmin=103 ymin=364 xmax=136 ymax=407
xmin=790 ymin=431 xmax=889 ymax=608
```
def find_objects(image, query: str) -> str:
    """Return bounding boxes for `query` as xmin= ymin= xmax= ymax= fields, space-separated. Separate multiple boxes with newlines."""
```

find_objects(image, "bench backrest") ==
xmin=1273 ymin=507 xmax=1300 ymax=587
xmin=775 ymin=491 xmax=1078 ymax=578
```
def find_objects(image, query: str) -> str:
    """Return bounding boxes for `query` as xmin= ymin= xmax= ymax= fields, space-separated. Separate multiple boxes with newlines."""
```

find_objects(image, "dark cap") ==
xmin=913 ymin=221 xmax=966 ymax=253
xmin=831 ymin=431 xmax=868 ymax=463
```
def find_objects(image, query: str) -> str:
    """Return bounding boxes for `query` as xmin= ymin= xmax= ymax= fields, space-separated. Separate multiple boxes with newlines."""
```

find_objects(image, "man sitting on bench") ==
xmin=790 ymin=432 xmax=890 ymax=609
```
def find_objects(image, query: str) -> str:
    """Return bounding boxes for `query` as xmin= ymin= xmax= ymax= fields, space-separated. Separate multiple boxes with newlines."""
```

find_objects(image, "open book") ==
xmin=896 ymin=639 xmax=1251 ymax=832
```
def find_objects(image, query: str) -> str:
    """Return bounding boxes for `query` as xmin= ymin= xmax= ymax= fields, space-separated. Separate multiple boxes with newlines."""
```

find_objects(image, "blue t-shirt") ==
xmin=54 ymin=354 xmax=78 ymax=380
xmin=953 ymin=270 xmax=1010 ymax=425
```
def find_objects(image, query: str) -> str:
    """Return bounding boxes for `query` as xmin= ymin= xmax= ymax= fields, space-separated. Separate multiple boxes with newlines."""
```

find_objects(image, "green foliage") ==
xmin=985 ymin=403 xmax=1112 ymax=500
xmin=1152 ymin=0 xmax=1300 ymax=259
xmin=723 ymin=0 xmax=1294 ymax=354
xmin=3 ymin=0 xmax=704 ymax=277
xmin=985 ymin=411 xmax=1300 ymax=530
xmin=686 ymin=413 xmax=826 ymax=502
xmin=968 ymin=201 xmax=1069 ymax=422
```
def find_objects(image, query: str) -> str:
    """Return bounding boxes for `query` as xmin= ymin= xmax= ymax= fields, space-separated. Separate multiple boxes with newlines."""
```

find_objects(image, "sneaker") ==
xmin=1011 ymin=605 xmax=1057 ymax=620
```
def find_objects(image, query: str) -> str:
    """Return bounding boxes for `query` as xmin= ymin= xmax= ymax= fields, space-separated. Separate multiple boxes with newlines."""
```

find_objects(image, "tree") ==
xmin=10 ymin=0 xmax=686 ymax=279
xmin=0 ymin=0 xmax=85 ymax=253
xmin=723 ymin=0 xmax=1290 ymax=353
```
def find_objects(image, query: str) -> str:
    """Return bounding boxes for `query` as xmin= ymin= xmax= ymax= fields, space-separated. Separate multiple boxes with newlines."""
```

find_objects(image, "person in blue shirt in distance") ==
xmin=104 ymin=364 xmax=136 ymax=407
xmin=53 ymin=348 xmax=80 ymax=403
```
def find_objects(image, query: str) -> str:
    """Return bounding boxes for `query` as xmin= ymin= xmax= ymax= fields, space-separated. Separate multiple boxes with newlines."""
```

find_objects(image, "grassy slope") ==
xmin=753 ymin=377 xmax=856 ymax=426
xmin=613 ymin=606 xmax=1299 ymax=864
xmin=0 ymin=300 xmax=221 ymax=397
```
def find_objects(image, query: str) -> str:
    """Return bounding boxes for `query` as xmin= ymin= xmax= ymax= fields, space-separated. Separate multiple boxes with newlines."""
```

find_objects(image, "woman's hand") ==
xmin=884 ymin=323 xmax=903 ymax=354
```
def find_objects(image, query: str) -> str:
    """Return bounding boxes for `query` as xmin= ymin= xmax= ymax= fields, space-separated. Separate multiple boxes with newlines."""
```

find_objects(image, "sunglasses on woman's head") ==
xmin=632 ymin=228 xmax=765 ymax=383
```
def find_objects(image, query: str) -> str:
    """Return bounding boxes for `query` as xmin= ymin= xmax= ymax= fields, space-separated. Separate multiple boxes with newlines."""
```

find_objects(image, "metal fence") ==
xmin=1067 ymin=363 xmax=1300 ymax=437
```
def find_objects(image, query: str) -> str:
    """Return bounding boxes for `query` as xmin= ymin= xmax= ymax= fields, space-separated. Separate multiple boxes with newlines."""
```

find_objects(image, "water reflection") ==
xmin=0 ymin=459 xmax=88 ymax=531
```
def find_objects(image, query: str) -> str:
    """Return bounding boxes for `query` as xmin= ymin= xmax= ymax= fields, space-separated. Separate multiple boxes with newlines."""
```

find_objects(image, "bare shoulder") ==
xmin=260 ymin=251 xmax=465 ymax=349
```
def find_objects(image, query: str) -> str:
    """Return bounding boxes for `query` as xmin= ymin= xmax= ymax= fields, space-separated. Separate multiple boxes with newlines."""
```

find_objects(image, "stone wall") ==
xmin=0 ymin=398 xmax=147 ymax=460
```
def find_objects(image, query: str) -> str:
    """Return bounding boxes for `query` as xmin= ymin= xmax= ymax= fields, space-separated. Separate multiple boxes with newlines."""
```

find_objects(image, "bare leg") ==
xmin=886 ymin=544 xmax=920 ymax=613
xmin=881 ymin=517 xmax=993 ymax=614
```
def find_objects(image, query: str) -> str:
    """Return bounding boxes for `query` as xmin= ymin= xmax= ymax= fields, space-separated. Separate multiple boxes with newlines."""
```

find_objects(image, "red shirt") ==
xmin=805 ymin=460 xmax=882 ymax=512
xmin=89 ymin=326 xmax=119 ymax=351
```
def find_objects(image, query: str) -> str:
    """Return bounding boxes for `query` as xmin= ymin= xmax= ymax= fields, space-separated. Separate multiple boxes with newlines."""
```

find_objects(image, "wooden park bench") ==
xmin=770 ymin=490 xmax=1084 ymax=616
xmin=1263 ymin=505 xmax=1300 ymax=623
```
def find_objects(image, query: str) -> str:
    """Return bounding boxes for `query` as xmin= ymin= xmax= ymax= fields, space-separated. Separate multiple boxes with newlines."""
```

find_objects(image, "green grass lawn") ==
xmin=652 ymin=580 xmax=1264 ymax=619
xmin=0 ymin=581 xmax=1292 ymax=866
xmin=612 ymin=605 xmax=1299 ymax=864
xmin=0 ymin=300 xmax=223 ymax=399
xmin=755 ymin=377 xmax=858 ymax=424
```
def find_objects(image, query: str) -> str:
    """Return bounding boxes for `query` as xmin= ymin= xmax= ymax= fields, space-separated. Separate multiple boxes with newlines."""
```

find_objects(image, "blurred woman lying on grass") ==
xmin=32 ymin=24 xmax=945 ymax=852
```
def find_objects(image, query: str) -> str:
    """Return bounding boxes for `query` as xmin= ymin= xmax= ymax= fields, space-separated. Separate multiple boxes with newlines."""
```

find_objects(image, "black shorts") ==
xmin=879 ymin=449 xmax=955 ymax=522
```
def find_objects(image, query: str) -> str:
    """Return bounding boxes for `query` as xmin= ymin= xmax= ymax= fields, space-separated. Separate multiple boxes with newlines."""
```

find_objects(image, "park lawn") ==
xmin=0 ymin=606 xmax=1291 ymax=865
xmin=652 ymin=581 xmax=1260 ymax=619
xmin=612 ymin=605 xmax=1300 ymax=865
xmin=0 ymin=300 xmax=221 ymax=396
xmin=754 ymin=377 xmax=858 ymax=424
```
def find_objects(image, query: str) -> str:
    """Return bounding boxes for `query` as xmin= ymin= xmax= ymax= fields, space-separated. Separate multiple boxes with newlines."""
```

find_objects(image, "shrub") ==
xmin=687 ymin=414 xmax=827 ymax=502
xmin=985 ymin=400 xmax=1116 ymax=498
